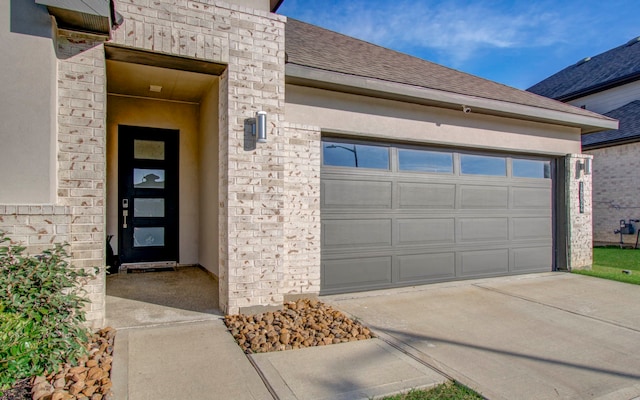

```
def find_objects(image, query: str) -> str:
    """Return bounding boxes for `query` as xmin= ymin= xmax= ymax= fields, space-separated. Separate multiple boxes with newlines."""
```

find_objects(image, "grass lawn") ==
xmin=573 ymin=247 xmax=640 ymax=285
xmin=381 ymin=382 xmax=483 ymax=400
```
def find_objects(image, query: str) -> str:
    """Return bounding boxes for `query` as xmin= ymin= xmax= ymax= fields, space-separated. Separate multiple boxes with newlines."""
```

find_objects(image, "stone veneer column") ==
xmin=218 ymin=69 xmax=230 ymax=313
xmin=566 ymin=153 xmax=594 ymax=270
xmin=218 ymin=10 xmax=287 ymax=314
xmin=281 ymin=123 xmax=322 ymax=300
xmin=56 ymin=31 xmax=108 ymax=327
xmin=107 ymin=0 xmax=290 ymax=314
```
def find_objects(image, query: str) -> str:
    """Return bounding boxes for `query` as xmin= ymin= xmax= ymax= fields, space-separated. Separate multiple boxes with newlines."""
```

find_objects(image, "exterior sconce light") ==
xmin=252 ymin=111 xmax=267 ymax=143
xmin=577 ymin=158 xmax=592 ymax=176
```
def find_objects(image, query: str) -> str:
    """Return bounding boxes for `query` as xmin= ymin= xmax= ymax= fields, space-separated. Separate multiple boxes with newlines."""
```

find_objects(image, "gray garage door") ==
xmin=321 ymin=139 xmax=553 ymax=294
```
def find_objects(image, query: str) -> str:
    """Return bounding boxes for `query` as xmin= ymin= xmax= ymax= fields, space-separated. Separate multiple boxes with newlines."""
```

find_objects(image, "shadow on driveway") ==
xmin=326 ymin=273 xmax=640 ymax=400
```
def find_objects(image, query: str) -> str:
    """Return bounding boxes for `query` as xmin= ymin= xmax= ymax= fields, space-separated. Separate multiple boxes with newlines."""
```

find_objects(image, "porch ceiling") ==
xmin=106 ymin=60 xmax=217 ymax=103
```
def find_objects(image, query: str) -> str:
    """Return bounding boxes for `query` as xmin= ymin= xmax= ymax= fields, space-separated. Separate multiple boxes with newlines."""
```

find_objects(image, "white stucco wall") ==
xmin=106 ymin=95 xmax=200 ymax=265
xmin=286 ymin=85 xmax=583 ymax=155
xmin=0 ymin=1 xmax=56 ymax=203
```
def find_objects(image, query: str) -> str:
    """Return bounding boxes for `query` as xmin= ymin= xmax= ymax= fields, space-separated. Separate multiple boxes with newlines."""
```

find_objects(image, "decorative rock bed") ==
xmin=224 ymin=298 xmax=374 ymax=353
xmin=28 ymin=327 xmax=116 ymax=400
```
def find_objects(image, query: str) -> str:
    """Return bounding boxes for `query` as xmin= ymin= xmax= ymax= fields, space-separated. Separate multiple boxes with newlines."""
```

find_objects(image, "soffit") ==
xmin=104 ymin=45 xmax=222 ymax=103
xmin=106 ymin=60 xmax=217 ymax=103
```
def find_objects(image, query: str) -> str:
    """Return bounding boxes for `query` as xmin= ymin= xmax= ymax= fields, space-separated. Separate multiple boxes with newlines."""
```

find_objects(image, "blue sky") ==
xmin=277 ymin=0 xmax=640 ymax=90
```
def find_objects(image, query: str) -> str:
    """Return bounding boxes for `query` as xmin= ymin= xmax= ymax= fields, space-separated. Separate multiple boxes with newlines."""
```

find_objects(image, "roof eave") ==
xmin=583 ymin=135 xmax=640 ymax=150
xmin=271 ymin=0 xmax=284 ymax=12
xmin=556 ymin=72 xmax=640 ymax=102
xmin=286 ymin=64 xmax=619 ymax=135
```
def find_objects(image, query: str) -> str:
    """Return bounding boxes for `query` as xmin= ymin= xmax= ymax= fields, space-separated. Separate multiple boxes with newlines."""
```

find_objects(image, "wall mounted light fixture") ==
xmin=252 ymin=111 xmax=267 ymax=143
xmin=577 ymin=158 xmax=592 ymax=176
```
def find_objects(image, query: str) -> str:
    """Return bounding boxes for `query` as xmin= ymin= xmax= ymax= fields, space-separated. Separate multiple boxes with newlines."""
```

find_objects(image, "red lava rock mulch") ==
xmin=1 ymin=327 xmax=116 ymax=400
xmin=224 ymin=298 xmax=374 ymax=353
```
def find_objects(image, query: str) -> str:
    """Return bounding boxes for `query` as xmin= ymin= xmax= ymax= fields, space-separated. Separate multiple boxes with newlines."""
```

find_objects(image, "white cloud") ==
xmin=279 ymin=0 xmax=640 ymax=88
xmin=284 ymin=0 xmax=572 ymax=67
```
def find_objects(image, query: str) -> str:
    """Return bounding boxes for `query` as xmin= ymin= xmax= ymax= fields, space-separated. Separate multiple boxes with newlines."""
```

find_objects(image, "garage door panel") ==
xmin=321 ymin=141 xmax=553 ymax=294
xmin=460 ymin=218 xmax=508 ymax=242
xmin=397 ymin=252 xmax=455 ymax=282
xmin=397 ymin=218 xmax=455 ymax=245
xmin=398 ymin=182 xmax=455 ymax=209
xmin=512 ymin=247 xmax=552 ymax=272
xmin=322 ymin=256 xmax=392 ymax=291
xmin=460 ymin=186 xmax=508 ymax=209
xmin=459 ymin=249 xmax=509 ymax=276
xmin=323 ymin=219 xmax=392 ymax=249
xmin=513 ymin=217 xmax=552 ymax=240
xmin=322 ymin=179 xmax=392 ymax=208
xmin=512 ymin=187 xmax=551 ymax=209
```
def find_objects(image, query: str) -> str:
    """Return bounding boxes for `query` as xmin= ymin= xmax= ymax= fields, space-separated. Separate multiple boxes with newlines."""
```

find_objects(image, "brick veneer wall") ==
xmin=110 ymin=0 xmax=288 ymax=315
xmin=566 ymin=153 xmax=594 ymax=270
xmin=0 ymin=205 xmax=71 ymax=253
xmin=56 ymin=31 xmax=108 ymax=327
xmin=282 ymin=123 xmax=322 ymax=299
xmin=585 ymin=143 xmax=640 ymax=244
xmin=0 ymin=28 xmax=108 ymax=328
xmin=0 ymin=0 xmax=290 ymax=325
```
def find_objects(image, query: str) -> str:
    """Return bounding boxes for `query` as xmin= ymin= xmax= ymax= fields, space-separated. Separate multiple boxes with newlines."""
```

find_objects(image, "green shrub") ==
xmin=0 ymin=232 xmax=97 ymax=392
xmin=0 ymin=309 xmax=48 ymax=389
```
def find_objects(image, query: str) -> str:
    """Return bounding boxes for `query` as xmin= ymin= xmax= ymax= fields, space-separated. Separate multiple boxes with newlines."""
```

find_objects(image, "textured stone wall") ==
xmin=0 ymin=26 xmax=107 ymax=327
xmin=0 ymin=0 xmax=289 ymax=324
xmin=0 ymin=205 xmax=71 ymax=254
xmin=216 ymin=7 xmax=286 ymax=315
xmin=584 ymin=143 xmax=640 ymax=244
xmin=218 ymin=70 xmax=231 ymax=312
xmin=566 ymin=153 xmax=594 ymax=270
xmin=282 ymin=123 xmax=322 ymax=299
xmin=110 ymin=0 xmax=287 ymax=314
xmin=56 ymin=32 xmax=108 ymax=327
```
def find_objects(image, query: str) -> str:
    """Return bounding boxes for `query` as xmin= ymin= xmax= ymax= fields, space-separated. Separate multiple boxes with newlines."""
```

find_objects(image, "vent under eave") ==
xmin=36 ymin=0 xmax=122 ymax=36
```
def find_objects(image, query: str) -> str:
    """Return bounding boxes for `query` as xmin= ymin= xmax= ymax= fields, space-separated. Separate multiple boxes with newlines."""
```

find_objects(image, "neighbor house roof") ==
xmin=582 ymin=100 xmax=640 ymax=149
xmin=284 ymin=18 xmax=617 ymax=134
xmin=527 ymin=37 xmax=640 ymax=101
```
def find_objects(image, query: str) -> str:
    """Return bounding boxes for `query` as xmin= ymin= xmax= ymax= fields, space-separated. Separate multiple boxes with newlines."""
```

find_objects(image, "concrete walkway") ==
xmin=106 ymin=268 xmax=446 ymax=400
xmin=106 ymin=269 xmax=640 ymax=400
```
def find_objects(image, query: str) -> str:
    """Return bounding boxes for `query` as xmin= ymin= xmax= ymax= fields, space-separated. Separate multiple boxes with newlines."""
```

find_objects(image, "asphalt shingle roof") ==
xmin=527 ymin=37 xmax=640 ymax=101
xmin=284 ymin=18 xmax=610 ymax=121
xmin=582 ymin=101 xmax=640 ymax=148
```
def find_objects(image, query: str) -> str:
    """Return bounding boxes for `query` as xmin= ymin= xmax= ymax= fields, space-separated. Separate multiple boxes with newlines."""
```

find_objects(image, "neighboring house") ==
xmin=528 ymin=37 xmax=640 ymax=244
xmin=1 ymin=0 xmax=616 ymax=327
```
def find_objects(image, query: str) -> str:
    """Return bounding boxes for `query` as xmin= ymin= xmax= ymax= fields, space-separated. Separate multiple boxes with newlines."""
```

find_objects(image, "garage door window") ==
xmin=398 ymin=149 xmax=453 ymax=173
xmin=513 ymin=159 xmax=551 ymax=179
xmin=323 ymin=141 xmax=389 ymax=169
xmin=460 ymin=154 xmax=506 ymax=176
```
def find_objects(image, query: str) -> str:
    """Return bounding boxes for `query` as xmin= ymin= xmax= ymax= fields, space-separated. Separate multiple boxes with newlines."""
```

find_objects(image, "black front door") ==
xmin=118 ymin=126 xmax=179 ymax=264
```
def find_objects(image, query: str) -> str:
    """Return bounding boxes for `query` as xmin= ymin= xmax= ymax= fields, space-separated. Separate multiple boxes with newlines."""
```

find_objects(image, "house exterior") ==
xmin=1 ymin=0 xmax=616 ymax=328
xmin=528 ymin=37 xmax=640 ymax=244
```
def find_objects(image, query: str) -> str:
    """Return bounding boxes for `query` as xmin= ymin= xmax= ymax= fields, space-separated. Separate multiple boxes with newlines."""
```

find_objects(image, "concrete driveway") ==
xmin=325 ymin=272 xmax=640 ymax=400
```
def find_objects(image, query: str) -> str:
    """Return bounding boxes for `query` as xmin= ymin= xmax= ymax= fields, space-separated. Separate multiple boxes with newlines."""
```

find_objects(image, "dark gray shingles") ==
xmin=582 ymin=101 xmax=640 ymax=148
xmin=284 ymin=18 xmax=611 ymax=120
xmin=528 ymin=37 xmax=640 ymax=100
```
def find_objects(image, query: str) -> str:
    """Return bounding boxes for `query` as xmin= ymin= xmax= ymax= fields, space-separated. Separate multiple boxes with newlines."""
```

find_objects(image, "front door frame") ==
xmin=118 ymin=125 xmax=179 ymax=265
